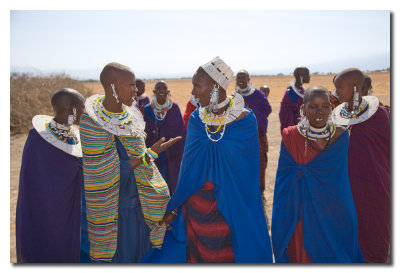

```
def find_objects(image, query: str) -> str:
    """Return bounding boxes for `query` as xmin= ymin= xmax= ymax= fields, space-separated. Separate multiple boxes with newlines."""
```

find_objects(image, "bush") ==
xmin=10 ymin=73 xmax=94 ymax=135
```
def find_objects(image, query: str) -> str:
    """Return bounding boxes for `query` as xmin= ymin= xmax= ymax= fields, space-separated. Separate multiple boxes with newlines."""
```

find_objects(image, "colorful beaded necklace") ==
xmin=46 ymin=119 xmax=78 ymax=145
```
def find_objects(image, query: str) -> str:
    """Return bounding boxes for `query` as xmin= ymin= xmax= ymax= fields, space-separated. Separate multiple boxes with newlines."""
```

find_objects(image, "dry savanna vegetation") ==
xmin=10 ymin=72 xmax=390 ymax=263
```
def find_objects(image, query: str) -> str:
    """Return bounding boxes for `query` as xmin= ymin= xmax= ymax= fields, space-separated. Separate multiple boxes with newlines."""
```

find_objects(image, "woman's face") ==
xmin=191 ymin=70 xmax=213 ymax=108
xmin=114 ymin=72 xmax=137 ymax=107
xmin=304 ymin=93 xmax=332 ymax=128
xmin=153 ymin=82 xmax=170 ymax=105
xmin=334 ymin=76 xmax=355 ymax=104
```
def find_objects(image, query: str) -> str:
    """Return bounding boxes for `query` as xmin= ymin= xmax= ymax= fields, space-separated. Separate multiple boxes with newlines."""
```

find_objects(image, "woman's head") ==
xmin=153 ymin=80 xmax=170 ymax=105
xmin=334 ymin=68 xmax=364 ymax=104
xmin=301 ymin=85 xmax=331 ymax=128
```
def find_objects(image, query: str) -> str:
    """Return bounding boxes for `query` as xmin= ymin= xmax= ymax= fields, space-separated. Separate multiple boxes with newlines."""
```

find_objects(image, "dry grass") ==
xmin=10 ymin=73 xmax=94 ymax=135
xmin=9 ymin=72 xmax=390 ymax=263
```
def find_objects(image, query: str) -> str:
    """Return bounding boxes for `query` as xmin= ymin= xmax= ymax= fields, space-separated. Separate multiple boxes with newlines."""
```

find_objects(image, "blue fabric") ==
xmin=271 ymin=131 xmax=364 ymax=263
xmin=142 ymin=108 xmax=273 ymax=263
xmin=110 ymin=137 xmax=152 ymax=263
xmin=287 ymin=86 xmax=301 ymax=103
xmin=16 ymin=128 xmax=82 ymax=262
xmin=79 ymin=168 xmax=91 ymax=263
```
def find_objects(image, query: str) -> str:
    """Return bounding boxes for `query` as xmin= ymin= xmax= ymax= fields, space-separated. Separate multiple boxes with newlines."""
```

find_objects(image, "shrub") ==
xmin=10 ymin=73 xmax=94 ymax=135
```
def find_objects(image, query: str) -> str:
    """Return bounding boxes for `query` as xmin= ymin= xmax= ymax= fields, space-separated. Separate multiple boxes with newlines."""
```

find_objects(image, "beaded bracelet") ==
xmin=142 ymin=152 xmax=149 ymax=166
xmin=146 ymin=148 xmax=158 ymax=160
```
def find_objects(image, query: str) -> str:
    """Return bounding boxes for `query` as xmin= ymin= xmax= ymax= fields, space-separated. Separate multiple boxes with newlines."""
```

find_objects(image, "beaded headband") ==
xmin=201 ymin=56 xmax=234 ymax=91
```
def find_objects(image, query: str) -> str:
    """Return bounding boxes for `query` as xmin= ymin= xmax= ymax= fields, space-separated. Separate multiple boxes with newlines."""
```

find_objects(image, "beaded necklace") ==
xmin=151 ymin=97 xmax=173 ymax=121
xmin=297 ymin=120 xmax=336 ymax=157
xmin=341 ymin=99 xmax=368 ymax=119
xmin=46 ymin=119 xmax=78 ymax=145
xmin=87 ymin=94 xmax=146 ymax=137
xmin=235 ymin=85 xmax=256 ymax=97
xmin=199 ymin=92 xmax=245 ymax=142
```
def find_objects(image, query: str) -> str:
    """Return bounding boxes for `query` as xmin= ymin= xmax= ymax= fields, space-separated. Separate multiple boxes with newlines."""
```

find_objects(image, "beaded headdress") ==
xmin=201 ymin=56 xmax=234 ymax=91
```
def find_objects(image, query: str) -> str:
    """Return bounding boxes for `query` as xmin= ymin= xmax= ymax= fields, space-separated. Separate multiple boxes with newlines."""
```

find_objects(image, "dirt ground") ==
xmin=9 ymin=72 xmax=390 ymax=263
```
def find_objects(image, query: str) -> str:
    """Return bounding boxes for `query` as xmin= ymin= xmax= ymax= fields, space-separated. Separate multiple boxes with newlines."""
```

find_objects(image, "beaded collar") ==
xmin=199 ymin=92 xmax=245 ymax=142
xmin=86 ymin=94 xmax=146 ymax=137
xmin=151 ymin=97 xmax=173 ymax=121
xmin=333 ymin=96 xmax=379 ymax=127
xmin=297 ymin=120 xmax=336 ymax=141
xmin=235 ymin=85 xmax=256 ymax=97
xmin=289 ymin=80 xmax=305 ymax=98
xmin=32 ymin=115 xmax=82 ymax=157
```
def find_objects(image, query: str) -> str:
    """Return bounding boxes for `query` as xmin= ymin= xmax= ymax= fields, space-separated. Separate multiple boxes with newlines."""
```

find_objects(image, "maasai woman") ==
xmin=333 ymin=68 xmax=390 ymax=263
xmin=16 ymin=88 xmax=87 ymax=262
xmin=135 ymin=79 xmax=150 ymax=114
xmin=272 ymin=85 xmax=364 ymax=263
xmin=79 ymin=62 xmax=181 ymax=263
xmin=142 ymin=57 xmax=273 ymax=263
xmin=235 ymin=70 xmax=272 ymax=195
xmin=143 ymin=81 xmax=186 ymax=194
xmin=279 ymin=67 xmax=310 ymax=133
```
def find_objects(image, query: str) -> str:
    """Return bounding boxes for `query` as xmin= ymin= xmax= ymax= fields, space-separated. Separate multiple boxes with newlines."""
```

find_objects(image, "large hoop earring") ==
xmin=111 ymin=83 xmax=120 ymax=103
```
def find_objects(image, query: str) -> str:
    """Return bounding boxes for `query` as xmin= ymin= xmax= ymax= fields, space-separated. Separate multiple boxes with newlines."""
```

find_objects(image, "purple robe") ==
xmin=348 ymin=106 xmax=390 ymax=262
xmin=136 ymin=96 xmax=150 ymax=113
xmin=16 ymin=128 xmax=82 ymax=262
xmin=242 ymin=89 xmax=272 ymax=134
xmin=143 ymin=103 xmax=186 ymax=194
xmin=279 ymin=86 xmax=304 ymax=134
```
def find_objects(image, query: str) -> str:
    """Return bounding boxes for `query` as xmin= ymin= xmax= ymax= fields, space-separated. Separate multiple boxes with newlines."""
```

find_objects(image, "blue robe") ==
xmin=271 ymin=131 xmax=364 ymax=263
xmin=142 ymin=108 xmax=273 ymax=263
xmin=16 ymin=128 xmax=82 ymax=262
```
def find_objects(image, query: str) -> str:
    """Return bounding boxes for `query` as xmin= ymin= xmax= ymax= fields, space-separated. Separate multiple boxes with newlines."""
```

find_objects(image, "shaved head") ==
xmin=237 ymin=70 xmax=249 ymax=77
xmin=294 ymin=67 xmax=309 ymax=78
xmin=334 ymin=68 xmax=365 ymax=86
xmin=100 ymin=62 xmax=134 ymax=89
xmin=303 ymin=85 xmax=330 ymax=106
xmin=51 ymin=88 xmax=85 ymax=112
xmin=155 ymin=80 xmax=168 ymax=89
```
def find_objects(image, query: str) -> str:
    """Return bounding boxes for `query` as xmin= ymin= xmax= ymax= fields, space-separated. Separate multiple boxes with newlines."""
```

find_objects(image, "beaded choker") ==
xmin=199 ymin=92 xmax=245 ymax=142
xmin=289 ymin=80 xmax=304 ymax=98
xmin=47 ymin=119 xmax=78 ymax=145
xmin=86 ymin=94 xmax=146 ymax=137
xmin=297 ymin=121 xmax=336 ymax=141
xmin=151 ymin=98 xmax=173 ymax=121
xmin=341 ymin=99 xmax=368 ymax=119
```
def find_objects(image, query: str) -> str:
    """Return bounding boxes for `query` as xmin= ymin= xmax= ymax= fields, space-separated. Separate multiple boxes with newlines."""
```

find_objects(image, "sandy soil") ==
xmin=10 ymin=72 xmax=390 ymax=263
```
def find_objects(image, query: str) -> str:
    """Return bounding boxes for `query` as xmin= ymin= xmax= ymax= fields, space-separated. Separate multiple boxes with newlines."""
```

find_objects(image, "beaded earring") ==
xmin=353 ymin=86 xmax=359 ymax=112
xmin=67 ymin=107 xmax=76 ymax=126
xmin=300 ymin=75 xmax=303 ymax=85
xmin=111 ymin=83 xmax=120 ymax=103
xmin=209 ymin=84 xmax=220 ymax=113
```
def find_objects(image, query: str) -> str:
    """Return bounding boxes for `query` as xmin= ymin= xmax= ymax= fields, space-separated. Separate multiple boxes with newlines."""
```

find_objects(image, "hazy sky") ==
xmin=10 ymin=9 xmax=390 ymax=79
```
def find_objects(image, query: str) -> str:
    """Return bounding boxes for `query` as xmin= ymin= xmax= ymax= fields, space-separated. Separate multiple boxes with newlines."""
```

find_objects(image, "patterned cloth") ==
xmin=79 ymin=112 xmax=170 ymax=262
xmin=183 ymin=180 xmax=234 ymax=263
xmin=279 ymin=86 xmax=304 ymax=134
xmin=348 ymin=106 xmax=390 ymax=263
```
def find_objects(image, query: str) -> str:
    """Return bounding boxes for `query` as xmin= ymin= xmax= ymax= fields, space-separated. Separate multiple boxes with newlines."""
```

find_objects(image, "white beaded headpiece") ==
xmin=201 ymin=56 xmax=234 ymax=91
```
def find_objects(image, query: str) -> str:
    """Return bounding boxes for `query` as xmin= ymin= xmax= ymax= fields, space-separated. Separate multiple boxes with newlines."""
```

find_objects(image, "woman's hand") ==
xmin=151 ymin=136 xmax=182 ymax=155
xmin=159 ymin=210 xmax=178 ymax=230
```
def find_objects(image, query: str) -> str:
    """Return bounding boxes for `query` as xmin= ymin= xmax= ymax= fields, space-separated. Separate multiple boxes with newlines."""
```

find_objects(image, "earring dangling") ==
xmin=300 ymin=76 xmax=303 ymax=85
xmin=67 ymin=107 xmax=76 ymax=126
xmin=353 ymin=86 xmax=359 ymax=112
xmin=111 ymin=83 xmax=120 ymax=103
xmin=209 ymin=84 xmax=220 ymax=113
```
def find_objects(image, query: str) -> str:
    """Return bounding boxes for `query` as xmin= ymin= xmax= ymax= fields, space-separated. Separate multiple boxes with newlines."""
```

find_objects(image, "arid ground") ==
xmin=10 ymin=72 xmax=390 ymax=263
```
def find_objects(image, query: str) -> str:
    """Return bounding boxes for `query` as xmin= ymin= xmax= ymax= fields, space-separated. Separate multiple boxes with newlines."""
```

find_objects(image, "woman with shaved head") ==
xmin=79 ymin=62 xmax=181 ymax=263
xmin=16 ymin=88 xmax=86 ymax=262
xmin=333 ymin=68 xmax=390 ymax=263
xmin=272 ymin=85 xmax=364 ymax=263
